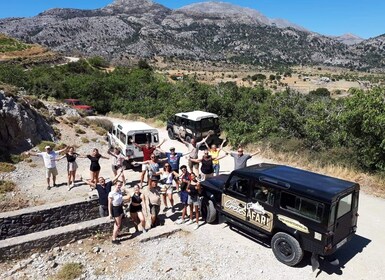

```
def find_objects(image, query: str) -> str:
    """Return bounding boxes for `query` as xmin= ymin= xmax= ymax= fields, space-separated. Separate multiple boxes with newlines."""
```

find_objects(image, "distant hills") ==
xmin=0 ymin=0 xmax=384 ymax=70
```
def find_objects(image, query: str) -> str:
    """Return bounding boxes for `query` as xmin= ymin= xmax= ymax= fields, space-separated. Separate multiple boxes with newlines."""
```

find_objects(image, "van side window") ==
xmin=280 ymin=192 xmax=324 ymax=222
xmin=119 ymin=131 xmax=126 ymax=144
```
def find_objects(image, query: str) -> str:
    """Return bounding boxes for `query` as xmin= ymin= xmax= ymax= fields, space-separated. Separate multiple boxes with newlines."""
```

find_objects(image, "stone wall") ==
xmin=0 ymin=198 xmax=100 ymax=240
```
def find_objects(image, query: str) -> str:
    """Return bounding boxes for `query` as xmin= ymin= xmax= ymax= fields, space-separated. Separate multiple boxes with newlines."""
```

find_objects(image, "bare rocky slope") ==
xmin=0 ymin=90 xmax=55 ymax=154
xmin=0 ymin=0 xmax=383 ymax=70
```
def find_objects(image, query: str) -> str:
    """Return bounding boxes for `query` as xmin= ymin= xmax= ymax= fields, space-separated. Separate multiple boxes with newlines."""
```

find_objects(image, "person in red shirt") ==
xmin=133 ymin=139 xmax=165 ymax=188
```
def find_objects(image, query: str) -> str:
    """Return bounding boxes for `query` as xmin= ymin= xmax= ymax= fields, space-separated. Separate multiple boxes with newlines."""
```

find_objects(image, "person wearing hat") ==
xmin=25 ymin=145 xmax=68 ymax=190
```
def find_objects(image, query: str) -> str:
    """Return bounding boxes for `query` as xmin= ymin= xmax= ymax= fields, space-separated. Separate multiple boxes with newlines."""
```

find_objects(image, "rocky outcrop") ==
xmin=0 ymin=91 xmax=55 ymax=153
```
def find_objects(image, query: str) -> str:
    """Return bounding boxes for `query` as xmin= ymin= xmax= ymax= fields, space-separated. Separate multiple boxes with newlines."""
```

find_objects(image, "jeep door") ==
xmin=222 ymin=174 xmax=251 ymax=222
xmin=247 ymin=182 xmax=275 ymax=233
xmin=330 ymin=189 xmax=359 ymax=248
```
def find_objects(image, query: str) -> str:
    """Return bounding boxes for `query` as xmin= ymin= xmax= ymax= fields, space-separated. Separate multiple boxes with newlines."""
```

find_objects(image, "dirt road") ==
xmin=5 ymin=117 xmax=385 ymax=279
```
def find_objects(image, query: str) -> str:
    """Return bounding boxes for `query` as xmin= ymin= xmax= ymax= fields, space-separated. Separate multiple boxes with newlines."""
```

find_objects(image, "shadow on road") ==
xmin=316 ymin=234 xmax=371 ymax=276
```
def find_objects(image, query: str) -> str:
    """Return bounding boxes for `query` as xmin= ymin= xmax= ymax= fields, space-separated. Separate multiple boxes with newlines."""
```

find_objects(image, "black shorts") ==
xmin=129 ymin=204 xmax=142 ymax=213
xmin=112 ymin=205 xmax=123 ymax=217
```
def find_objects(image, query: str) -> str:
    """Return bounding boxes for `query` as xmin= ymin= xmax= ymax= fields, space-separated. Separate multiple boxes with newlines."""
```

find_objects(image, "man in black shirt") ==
xmin=84 ymin=169 xmax=124 ymax=217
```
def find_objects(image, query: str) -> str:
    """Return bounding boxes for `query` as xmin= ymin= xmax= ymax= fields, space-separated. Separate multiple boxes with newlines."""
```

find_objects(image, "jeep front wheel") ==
xmin=271 ymin=232 xmax=304 ymax=266
xmin=201 ymin=197 xmax=217 ymax=224
xmin=168 ymin=128 xmax=175 ymax=140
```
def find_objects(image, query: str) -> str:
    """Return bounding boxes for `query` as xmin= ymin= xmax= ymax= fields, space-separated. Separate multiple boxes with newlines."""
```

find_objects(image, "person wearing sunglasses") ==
xmin=224 ymin=147 xmax=261 ymax=170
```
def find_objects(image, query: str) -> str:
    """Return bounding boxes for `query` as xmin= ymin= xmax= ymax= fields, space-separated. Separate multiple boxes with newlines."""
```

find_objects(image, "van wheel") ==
xmin=201 ymin=197 xmax=217 ymax=224
xmin=185 ymin=136 xmax=191 ymax=143
xmin=168 ymin=128 xmax=175 ymax=140
xmin=271 ymin=232 xmax=304 ymax=266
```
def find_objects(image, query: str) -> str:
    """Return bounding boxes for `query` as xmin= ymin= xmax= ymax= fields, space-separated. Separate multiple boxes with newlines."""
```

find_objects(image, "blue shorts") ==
xmin=180 ymin=191 xmax=188 ymax=205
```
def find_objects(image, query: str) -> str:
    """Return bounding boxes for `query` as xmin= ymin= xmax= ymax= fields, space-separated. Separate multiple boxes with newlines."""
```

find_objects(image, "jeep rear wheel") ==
xmin=168 ymin=128 xmax=175 ymax=140
xmin=201 ymin=197 xmax=217 ymax=224
xmin=271 ymin=232 xmax=304 ymax=266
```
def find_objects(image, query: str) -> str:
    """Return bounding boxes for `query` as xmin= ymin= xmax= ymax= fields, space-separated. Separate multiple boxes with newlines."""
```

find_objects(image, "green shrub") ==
xmin=0 ymin=180 xmax=16 ymax=194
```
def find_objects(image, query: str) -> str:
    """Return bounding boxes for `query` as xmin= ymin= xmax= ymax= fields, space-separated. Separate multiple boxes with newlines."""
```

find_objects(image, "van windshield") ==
xmin=135 ymin=133 xmax=152 ymax=144
xmin=199 ymin=118 xmax=218 ymax=130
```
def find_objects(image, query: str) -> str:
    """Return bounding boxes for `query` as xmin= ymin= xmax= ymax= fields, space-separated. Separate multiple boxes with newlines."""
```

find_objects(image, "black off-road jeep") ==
xmin=166 ymin=111 xmax=220 ymax=144
xmin=200 ymin=163 xmax=359 ymax=268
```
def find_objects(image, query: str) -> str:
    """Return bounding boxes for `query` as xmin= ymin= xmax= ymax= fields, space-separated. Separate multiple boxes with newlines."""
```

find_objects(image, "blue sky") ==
xmin=0 ymin=0 xmax=383 ymax=39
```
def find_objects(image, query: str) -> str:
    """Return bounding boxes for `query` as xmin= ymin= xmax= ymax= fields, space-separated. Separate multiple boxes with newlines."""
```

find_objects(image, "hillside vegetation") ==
xmin=1 ymin=60 xmax=385 ymax=175
xmin=0 ymin=34 xmax=31 ymax=52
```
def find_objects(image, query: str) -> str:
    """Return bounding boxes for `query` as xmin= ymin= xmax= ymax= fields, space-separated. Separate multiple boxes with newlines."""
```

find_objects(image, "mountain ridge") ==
xmin=0 ymin=0 xmax=383 ymax=70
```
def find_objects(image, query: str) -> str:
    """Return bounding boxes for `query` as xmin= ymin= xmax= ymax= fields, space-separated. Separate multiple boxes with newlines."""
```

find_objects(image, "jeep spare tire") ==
xmin=271 ymin=232 xmax=304 ymax=266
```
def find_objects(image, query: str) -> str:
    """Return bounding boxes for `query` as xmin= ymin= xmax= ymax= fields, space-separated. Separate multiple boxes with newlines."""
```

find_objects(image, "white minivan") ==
xmin=107 ymin=121 xmax=159 ymax=160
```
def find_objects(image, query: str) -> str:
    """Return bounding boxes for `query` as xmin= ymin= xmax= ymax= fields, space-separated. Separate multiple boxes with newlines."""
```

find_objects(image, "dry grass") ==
xmin=53 ymin=263 xmax=84 ymax=280
xmin=0 ymin=162 xmax=16 ymax=173
xmin=247 ymin=143 xmax=385 ymax=198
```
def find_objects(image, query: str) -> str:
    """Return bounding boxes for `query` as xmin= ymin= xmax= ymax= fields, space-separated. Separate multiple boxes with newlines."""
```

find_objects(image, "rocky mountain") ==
xmin=333 ymin=33 xmax=364 ymax=45
xmin=0 ymin=90 xmax=55 ymax=154
xmin=0 ymin=0 xmax=383 ymax=70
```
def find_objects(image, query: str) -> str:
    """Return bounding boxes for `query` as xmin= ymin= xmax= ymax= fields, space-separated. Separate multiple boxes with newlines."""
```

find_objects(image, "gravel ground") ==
xmin=1 ymin=117 xmax=385 ymax=279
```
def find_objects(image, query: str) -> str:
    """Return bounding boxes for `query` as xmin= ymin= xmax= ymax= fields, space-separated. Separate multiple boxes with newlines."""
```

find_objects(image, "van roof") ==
xmin=113 ymin=121 xmax=157 ymax=134
xmin=235 ymin=163 xmax=358 ymax=203
xmin=175 ymin=111 xmax=218 ymax=121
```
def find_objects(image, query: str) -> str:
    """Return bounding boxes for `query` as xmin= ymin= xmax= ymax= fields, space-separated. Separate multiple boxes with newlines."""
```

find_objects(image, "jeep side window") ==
xmin=280 ymin=192 xmax=324 ymax=222
xmin=227 ymin=175 xmax=249 ymax=197
xmin=252 ymin=183 xmax=273 ymax=205
xmin=153 ymin=134 xmax=159 ymax=143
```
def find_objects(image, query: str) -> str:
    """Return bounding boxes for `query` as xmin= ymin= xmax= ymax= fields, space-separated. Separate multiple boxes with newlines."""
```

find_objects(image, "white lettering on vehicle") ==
xmin=224 ymin=199 xmax=246 ymax=216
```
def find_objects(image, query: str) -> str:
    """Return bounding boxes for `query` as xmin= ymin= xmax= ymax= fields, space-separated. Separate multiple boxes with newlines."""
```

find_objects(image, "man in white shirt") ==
xmin=26 ymin=145 xmax=67 ymax=190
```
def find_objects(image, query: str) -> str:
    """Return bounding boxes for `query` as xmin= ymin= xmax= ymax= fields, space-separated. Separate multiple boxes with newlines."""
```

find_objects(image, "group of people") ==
xmin=26 ymin=136 xmax=260 ymax=244
xmin=26 ymin=145 xmax=110 ymax=190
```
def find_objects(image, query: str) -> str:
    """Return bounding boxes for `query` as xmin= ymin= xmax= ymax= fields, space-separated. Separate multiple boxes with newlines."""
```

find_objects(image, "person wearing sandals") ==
xmin=185 ymin=173 xmax=201 ymax=230
xmin=108 ymin=174 xmax=125 ymax=245
xmin=129 ymin=185 xmax=148 ymax=233
xmin=56 ymin=146 xmax=79 ymax=191
xmin=159 ymin=163 xmax=179 ymax=213
xmin=25 ymin=145 xmax=67 ymax=190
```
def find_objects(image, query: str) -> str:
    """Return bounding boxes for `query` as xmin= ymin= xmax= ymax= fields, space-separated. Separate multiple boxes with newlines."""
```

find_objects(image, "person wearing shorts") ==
xmin=148 ymin=179 xmax=161 ymax=228
xmin=180 ymin=134 xmax=210 ymax=175
xmin=175 ymin=181 xmax=190 ymax=225
xmin=159 ymin=164 xmax=179 ymax=213
xmin=108 ymin=178 xmax=125 ymax=244
xmin=186 ymin=173 xmax=201 ymax=230
xmin=129 ymin=185 xmax=147 ymax=233
xmin=26 ymin=145 xmax=67 ymax=190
